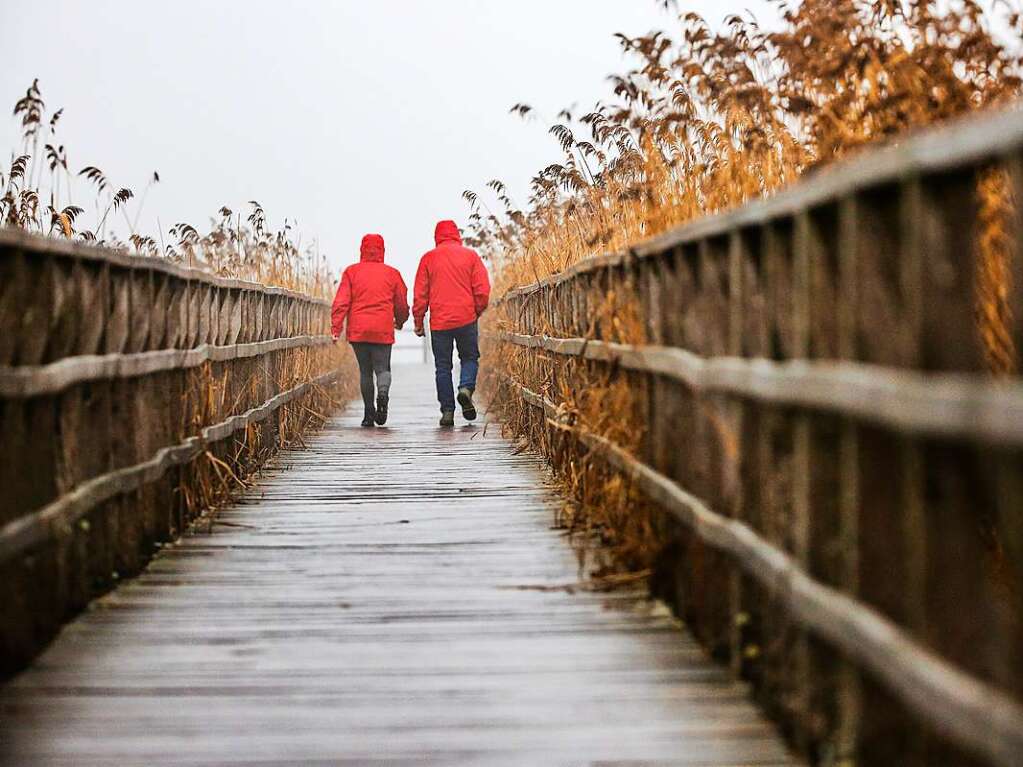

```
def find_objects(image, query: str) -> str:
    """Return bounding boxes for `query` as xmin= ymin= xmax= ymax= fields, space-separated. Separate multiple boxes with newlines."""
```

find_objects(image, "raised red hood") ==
xmin=434 ymin=220 xmax=462 ymax=246
xmin=360 ymin=234 xmax=385 ymax=262
xmin=414 ymin=220 xmax=490 ymax=332
xmin=331 ymin=233 xmax=409 ymax=344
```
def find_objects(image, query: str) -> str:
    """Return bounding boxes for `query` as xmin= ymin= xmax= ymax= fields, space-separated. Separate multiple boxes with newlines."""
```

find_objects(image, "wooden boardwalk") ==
xmin=1 ymin=363 xmax=794 ymax=766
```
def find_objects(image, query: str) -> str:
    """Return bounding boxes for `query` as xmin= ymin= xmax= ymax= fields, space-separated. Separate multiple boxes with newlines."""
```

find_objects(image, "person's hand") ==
xmin=414 ymin=325 xmax=425 ymax=338
xmin=394 ymin=320 xmax=404 ymax=330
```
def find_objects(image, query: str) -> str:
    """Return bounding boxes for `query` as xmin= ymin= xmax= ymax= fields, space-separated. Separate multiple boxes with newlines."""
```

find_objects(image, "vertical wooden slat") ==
xmin=145 ymin=270 xmax=161 ymax=351
xmin=126 ymin=269 xmax=150 ymax=353
xmin=228 ymin=289 xmax=243 ymax=344
xmin=898 ymin=177 xmax=927 ymax=635
xmin=21 ymin=256 xmax=56 ymax=365
xmin=920 ymin=171 xmax=984 ymax=372
xmin=48 ymin=259 xmax=77 ymax=362
xmin=836 ymin=194 xmax=862 ymax=763
xmin=0 ymin=248 xmax=26 ymax=365
xmin=198 ymin=284 xmax=212 ymax=346
xmin=757 ymin=221 xmax=785 ymax=719
xmin=727 ymin=230 xmax=745 ymax=679
xmin=185 ymin=278 xmax=200 ymax=349
xmin=104 ymin=268 xmax=130 ymax=355
xmin=791 ymin=210 xmax=813 ymax=749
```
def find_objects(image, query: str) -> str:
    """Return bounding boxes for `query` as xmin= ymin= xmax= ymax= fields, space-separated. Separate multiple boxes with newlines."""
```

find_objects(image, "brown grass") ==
xmin=475 ymin=0 xmax=1023 ymax=573
xmin=468 ymin=1 xmax=1022 ymax=292
xmin=2 ymin=80 xmax=356 ymax=523
xmin=181 ymin=344 xmax=356 ymax=528
xmin=2 ymin=79 xmax=334 ymax=298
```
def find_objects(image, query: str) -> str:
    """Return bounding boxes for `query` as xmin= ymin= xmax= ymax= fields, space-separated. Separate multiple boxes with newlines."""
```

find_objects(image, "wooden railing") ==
xmin=491 ymin=106 xmax=1023 ymax=766
xmin=0 ymin=230 xmax=348 ymax=674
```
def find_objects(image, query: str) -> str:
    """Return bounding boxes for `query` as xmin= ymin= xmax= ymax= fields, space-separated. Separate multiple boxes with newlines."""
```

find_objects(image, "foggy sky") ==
xmin=2 ymin=1 xmax=779 ymax=281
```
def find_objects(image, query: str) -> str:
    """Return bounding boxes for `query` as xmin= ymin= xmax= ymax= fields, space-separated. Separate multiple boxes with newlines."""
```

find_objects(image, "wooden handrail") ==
xmin=489 ymin=101 xmax=1023 ymax=764
xmin=0 ymin=231 xmax=349 ymax=675
xmin=0 ymin=335 xmax=333 ymax=397
xmin=503 ymin=375 xmax=1023 ymax=767
xmin=0 ymin=228 xmax=329 ymax=306
xmin=495 ymin=332 xmax=1023 ymax=445
xmin=496 ymin=103 xmax=1023 ymax=304
xmin=0 ymin=369 xmax=341 ymax=562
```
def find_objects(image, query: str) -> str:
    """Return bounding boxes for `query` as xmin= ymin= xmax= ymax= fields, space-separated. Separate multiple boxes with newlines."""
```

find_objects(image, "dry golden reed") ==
xmin=466 ymin=0 xmax=1022 ymax=294
xmin=1 ymin=79 xmax=357 ymax=523
xmin=2 ymin=79 xmax=335 ymax=298
xmin=181 ymin=345 xmax=355 ymax=528
xmin=477 ymin=0 xmax=1023 ymax=572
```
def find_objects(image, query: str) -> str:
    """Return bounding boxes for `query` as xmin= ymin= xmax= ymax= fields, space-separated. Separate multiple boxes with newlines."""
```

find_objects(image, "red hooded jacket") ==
xmin=413 ymin=220 xmax=490 ymax=332
xmin=331 ymin=234 xmax=409 ymax=344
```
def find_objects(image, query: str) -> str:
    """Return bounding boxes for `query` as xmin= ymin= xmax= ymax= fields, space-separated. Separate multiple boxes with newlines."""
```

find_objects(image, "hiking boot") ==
xmin=457 ymin=387 xmax=477 ymax=421
xmin=361 ymin=412 xmax=376 ymax=428
xmin=439 ymin=410 xmax=455 ymax=428
xmin=375 ymin=394 xmax=388 ymax=425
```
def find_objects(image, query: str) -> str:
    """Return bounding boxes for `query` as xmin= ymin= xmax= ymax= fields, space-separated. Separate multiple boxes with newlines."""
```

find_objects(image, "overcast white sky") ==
xmin=1 ymin=1 xmax=781 ymax=279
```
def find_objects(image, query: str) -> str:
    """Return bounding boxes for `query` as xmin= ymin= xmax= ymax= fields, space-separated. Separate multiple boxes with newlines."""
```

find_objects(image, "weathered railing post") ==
xmin=489 ymin=106 xmax=1023 ymax=766
xmin=0 ymin=230 xmax=351 ymax=676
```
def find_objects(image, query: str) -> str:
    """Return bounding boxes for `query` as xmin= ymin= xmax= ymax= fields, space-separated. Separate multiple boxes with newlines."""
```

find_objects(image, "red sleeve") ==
xmin=330 ymin=269 xmax=352 ymax=338
xmin=471 ymin=252 xmax=490 ymax=317
xmin=393 ymin=270 xmax=410 ymax=328
xmin=412 ymin=255 xmax=430 ymax=329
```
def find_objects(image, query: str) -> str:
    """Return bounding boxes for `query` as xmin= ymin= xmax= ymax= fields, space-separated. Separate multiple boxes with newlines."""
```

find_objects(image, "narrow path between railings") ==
xmin=0 ymin=362 xmax=795 ymax=766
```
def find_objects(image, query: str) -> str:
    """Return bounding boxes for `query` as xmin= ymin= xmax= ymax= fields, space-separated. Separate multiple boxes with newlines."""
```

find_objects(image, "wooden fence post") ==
xmin=792 ymin=209 xmax=814 ymax=751
xmin=836 ymin=194 xmax=862 ymax=764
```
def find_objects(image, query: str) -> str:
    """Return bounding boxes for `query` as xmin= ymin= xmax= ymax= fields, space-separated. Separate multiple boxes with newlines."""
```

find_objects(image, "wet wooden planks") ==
xmin=1 ymin=363 xmax=795 ymax=766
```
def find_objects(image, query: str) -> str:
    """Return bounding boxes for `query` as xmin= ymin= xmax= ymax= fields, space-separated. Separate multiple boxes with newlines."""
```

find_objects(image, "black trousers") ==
xmin=350 ymin=342 xmax=392 ymax=415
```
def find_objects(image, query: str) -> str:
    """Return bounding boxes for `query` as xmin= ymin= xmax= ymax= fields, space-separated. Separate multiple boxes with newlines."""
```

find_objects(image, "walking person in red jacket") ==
xmin=331 ymin=234 xmax=410 ymax=427
xmin=413 ymin=220 xmax=491 ymax=427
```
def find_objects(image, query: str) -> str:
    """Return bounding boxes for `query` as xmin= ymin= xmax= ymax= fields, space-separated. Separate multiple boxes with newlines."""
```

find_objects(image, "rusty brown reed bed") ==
xmin=2 ymin=79 xmax=335 ymax=298
xmin=475 ymin=0 xmax=1023 ymax=570
xmin=1 ymin=78 xmax=356 ymax=518
xmin=0 ymin=81 xmax=357 ymax=674
xmin=473 ymin=3 xmax=1023 ymax=762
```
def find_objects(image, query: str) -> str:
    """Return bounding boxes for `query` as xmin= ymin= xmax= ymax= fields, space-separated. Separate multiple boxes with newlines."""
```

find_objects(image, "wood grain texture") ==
xmin=0 ymin=335 xmax=332 ymax=398
xmin=495 ymin=332 xmax=1023 ymax=446
xmin=503 ymin=375 xmax=1023 ymax=767
xmin=0 ymin=369 xmax=342 ymax=562
xmin=0 ymin=363 xmax=794 ymax=767
xmin=0 ymin=228 xmax=328 ymax=308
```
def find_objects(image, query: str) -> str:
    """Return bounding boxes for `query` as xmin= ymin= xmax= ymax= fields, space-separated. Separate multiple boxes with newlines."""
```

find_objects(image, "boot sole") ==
xmin=457 ymin=390 xmax=477 ymax=421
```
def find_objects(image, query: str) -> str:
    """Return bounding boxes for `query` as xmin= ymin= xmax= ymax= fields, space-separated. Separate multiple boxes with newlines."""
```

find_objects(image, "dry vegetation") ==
xmin=467 ymin=0 xmax=1022 ymax=291
xmin=2 ymin=80 xmax=355 ymax=522
xmin=2 ymin=79 xmax=335 ymax=298
xmin=179 ymin=344 xmax=351 ymax=526
xmin=473 ymin=0 xmax=1023 ymax=569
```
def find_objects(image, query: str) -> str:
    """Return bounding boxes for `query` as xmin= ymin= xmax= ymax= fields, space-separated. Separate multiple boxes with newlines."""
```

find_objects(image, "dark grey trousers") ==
xmin=351 ymin=342 xmax=392 ymax=416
